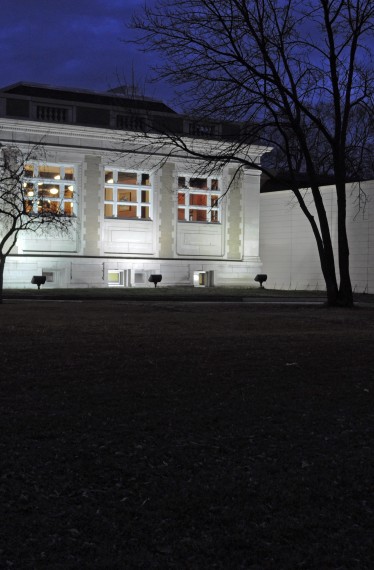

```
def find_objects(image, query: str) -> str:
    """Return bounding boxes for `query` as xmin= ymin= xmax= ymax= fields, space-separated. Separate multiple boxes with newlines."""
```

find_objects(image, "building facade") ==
xmin=259 ymin=180 xmax=374 ymax=294
xmin=0 ymin=83 xmax=267 ymax=289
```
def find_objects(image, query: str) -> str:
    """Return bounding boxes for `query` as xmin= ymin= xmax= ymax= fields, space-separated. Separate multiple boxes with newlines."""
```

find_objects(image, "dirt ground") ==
xmin=0 ymin=300 xmax=373 ymax=569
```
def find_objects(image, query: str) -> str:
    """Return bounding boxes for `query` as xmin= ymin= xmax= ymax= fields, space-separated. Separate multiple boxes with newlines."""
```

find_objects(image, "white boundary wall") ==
xmin=259 ymin=181 xmax=374 ymax=293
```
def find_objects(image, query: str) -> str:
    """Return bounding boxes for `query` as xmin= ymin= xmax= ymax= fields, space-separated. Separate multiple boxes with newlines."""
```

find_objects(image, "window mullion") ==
xmin=136 ymin=187 xmax=141 ymax=218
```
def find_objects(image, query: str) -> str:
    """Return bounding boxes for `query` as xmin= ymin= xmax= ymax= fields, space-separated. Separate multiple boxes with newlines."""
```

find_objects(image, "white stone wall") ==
xmin=176 ymin=222 xmax=224 ymax=257
xmin=259 ymin=181 xmax=374 ymax=293
xmin=4 ymin=256 xmax=262 ymax=289
xmin=102 ymin=220 xmax=155 ymax=255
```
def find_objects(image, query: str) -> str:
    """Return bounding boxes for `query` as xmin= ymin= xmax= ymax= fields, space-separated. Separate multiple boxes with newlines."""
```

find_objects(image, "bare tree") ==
xmin=0 ymin=145 xmax=73 ymax=303
xmin=132 ymin=0 xmax=374 ymax=306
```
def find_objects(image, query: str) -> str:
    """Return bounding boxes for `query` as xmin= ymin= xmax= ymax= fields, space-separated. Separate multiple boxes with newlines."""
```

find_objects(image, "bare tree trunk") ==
xmin=319 ymin=248 xmax=339 ymax=306
xmin=294 ymin=185 xmax=341 ymax=306
xmin=336 ymin=183 xmax=353 ymax=307
xmin=311 ymin=190 xmax=340 ymax=306
xmin=0 ymin=255 xmax=5 ymax=305
xmin=312 ymin=232 xmax=342 ymax=306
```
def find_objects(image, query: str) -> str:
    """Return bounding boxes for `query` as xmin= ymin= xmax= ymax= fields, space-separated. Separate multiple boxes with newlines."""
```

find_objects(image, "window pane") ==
xmin=64 ymin=167 xmax=74 ymax=180
xmin=105 ymin=187 xmax=113 ymax=201
xmin=178 ymin=208 xmax=186 ymax=220
xmin=141 ymin=206 xmax=150 ymax=219
xmin=178 ymin=193 xmax=185 ymax=205
xmin=39 ymin=165 xmax=61 ymax=179
xmin=190 ymin=194 xmax=207 ymax=206
xmin=141 ymin=190 xmax=150 ymax=203
xmin=178 ymin=177 xmax=186 ymax=188
xmin=117 ymin=205 xmax=137 ymax=218
xmin=64 ymin=202 xmax=73 ymax=215
xmin=105 ymin=171 xmax=114 ymax=183
xmin=49 ymin=201 xmax=60 ymax=213
xmin=118 ymin=189 xmax=136 ymax=202
xmin=190 ymin=178 xmax=208 ymax=189
xmin=190 ymin=209 xmax=207 ymax=221
xmin=38 ymin=200 xmax=60 ymax=214
xmin=24 ymin=183 xmax=35 ymax=196
xmin=64 ymin=185 xmax=74 ymax=199
xmin=105 ymin=204 xmax=113 ymax=217
xmin=141 ymin=173 xmax=150 ymax=186
xmin=211 ymin=179 xmax=219 ymax=190
xmin=118 ymin=171 xmax=137 ymax=185
xmin=24 ymin=164 xmax=34 ymax=177
xmin=50 ymin=186 xmax=60 ymax=197
xmin=38 ymin=184 xmax=59 ymax=197
xmin=49 ymin=187 xmax=60 ymax=197
xmin=211 ymin=194 xmax=219 ymax=207
xmin=211 ymin=211 xmax=219 ymax=223
xmin=24 ymin=200 xmax=33 ymax=213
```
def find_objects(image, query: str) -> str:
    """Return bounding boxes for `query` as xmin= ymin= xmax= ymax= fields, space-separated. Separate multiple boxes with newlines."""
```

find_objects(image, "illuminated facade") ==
xmin=0 ymin=82 xmax=267 ymax=289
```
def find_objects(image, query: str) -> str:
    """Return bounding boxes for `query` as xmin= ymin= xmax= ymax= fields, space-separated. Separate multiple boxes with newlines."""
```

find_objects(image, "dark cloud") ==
xmin=0 ymin=0 xmax=173 ymax=102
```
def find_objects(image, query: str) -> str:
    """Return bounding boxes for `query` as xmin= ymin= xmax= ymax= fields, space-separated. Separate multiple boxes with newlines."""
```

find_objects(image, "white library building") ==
xmin=0 ymin=82 xmax=373 ymax=293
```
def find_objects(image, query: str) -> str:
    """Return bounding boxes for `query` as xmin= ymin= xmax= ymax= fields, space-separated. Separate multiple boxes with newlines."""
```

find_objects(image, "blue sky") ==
xmin=0 ymin=0 xmax=173 ymax=103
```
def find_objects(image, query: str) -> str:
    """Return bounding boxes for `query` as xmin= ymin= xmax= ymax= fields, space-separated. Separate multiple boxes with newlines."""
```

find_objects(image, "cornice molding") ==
xmin=0 ymin=118 xmax=272 ymax=166
xmin=0 ymin=118 xmax=126 ymax=144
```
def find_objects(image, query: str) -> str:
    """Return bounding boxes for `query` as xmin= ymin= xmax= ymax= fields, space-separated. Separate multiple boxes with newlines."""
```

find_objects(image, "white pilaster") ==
xmin=242 ymin=169 xmax=262 ymax=260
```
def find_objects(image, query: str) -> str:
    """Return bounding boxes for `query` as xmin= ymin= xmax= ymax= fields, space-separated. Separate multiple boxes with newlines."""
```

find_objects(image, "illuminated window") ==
xmin=177 ymin=176 xmax=221 ymax=223
xmin=108 ymin=270 xmax=123 ymax=286
xmin=23 ymin=163 xmax=76 ymax=216
xmin=104 ymin=169 xmax=152 ymax=220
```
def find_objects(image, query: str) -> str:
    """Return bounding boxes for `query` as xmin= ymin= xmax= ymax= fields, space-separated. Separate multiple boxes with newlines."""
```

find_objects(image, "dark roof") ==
xmin=0 ymin=82 xmax=177 ymax=114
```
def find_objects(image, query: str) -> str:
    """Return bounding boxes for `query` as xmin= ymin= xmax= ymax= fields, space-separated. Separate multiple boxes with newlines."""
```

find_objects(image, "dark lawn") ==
xmin=0 ymin=300 xmax=373 ymax=569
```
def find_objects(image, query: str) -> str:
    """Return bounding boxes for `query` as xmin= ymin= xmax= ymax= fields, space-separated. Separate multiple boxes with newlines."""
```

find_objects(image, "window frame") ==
xmin=104 ymin=169 xmax=153 ymax=220
xmin=23 ymin=162 xmax=77 ymax=217
xmin=177 ymin=175 xmax=221 ymax=223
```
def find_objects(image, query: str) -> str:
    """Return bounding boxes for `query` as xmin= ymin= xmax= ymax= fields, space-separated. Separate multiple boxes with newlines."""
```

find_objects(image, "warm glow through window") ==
xmin=104 ymin=169 xmax=152 ymax=220
xmin=177 ymin=175 xmax=221 ymax=223
xmin=23 ymin=163 xmax=76 ymax=216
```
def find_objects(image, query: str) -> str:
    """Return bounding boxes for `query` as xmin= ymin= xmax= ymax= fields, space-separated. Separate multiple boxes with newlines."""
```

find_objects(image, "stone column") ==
xmin=158 ymin=161 xmax=176 ymax=258
xmin=226 ymin=168 xmax=242 ymax=260
xmin=82 ymin=155 xmax=101 ymax=256
xmin=242 ymin=169 xmax=262 ymax=261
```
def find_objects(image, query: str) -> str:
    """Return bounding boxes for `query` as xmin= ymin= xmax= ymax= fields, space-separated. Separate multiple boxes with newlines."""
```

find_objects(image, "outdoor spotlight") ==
xmin=148 ymin=274 xmax=162 ymax=288
xmin=254 ymin=274 xmax=267 ymax=288
xmin=31 ymin=275 xmax=46 ymax=290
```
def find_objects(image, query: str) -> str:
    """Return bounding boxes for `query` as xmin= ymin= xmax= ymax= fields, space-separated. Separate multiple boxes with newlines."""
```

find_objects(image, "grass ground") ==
xmin=3 ymin=285 xmax=328 ymax=300
xmin=0 ymin=299 xmax=373 ymax=569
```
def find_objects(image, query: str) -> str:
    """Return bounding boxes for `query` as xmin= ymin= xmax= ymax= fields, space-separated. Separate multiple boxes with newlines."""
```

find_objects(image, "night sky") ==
xmin=0 ymin=0 xmax=173 ymax=103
